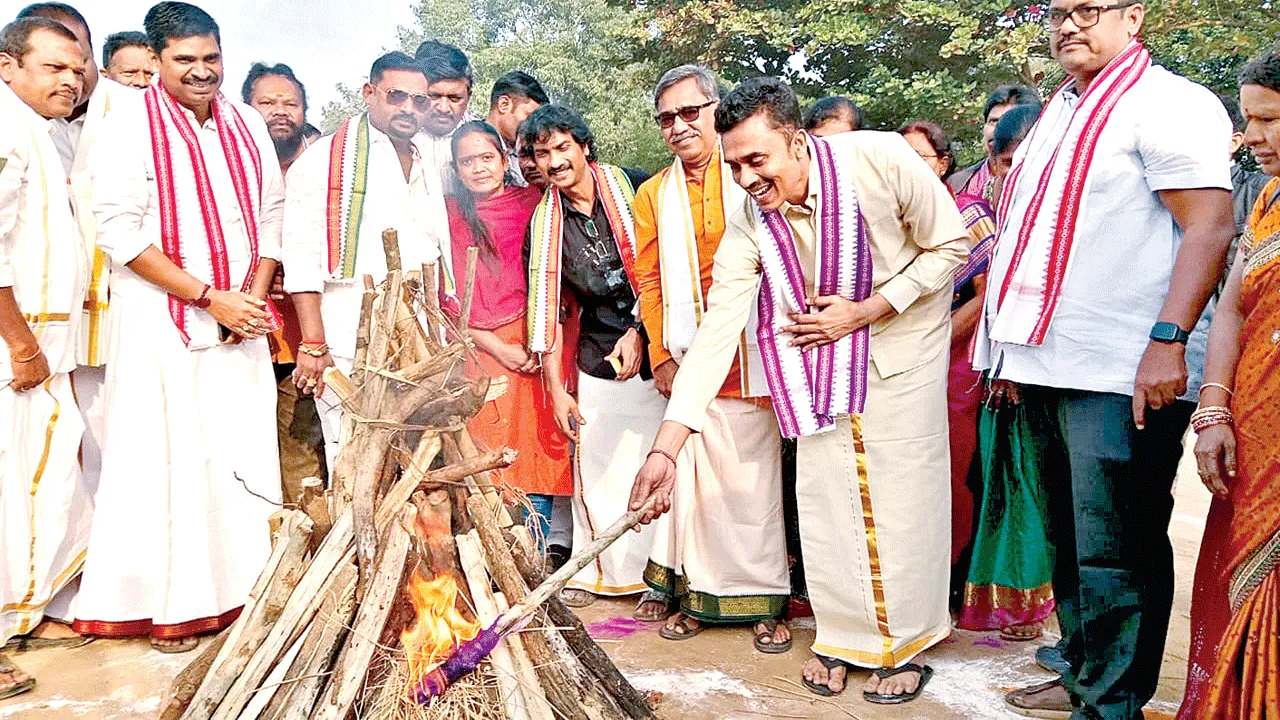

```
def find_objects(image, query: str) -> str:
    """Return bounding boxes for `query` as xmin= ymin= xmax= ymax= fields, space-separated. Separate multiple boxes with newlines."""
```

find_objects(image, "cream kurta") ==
xmin=0 ymin=88 xmax=91 ymax=643
xmin=74 ymin=92 xmax=284 ymax=638
xmin=666 ymin=131 xmax=968 ymax=667
xmin=282 ymin=121 xmax=446 ymax=471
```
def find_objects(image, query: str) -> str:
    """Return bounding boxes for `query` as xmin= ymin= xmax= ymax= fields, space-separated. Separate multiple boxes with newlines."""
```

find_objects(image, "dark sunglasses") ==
xmin=376 ymin=86 xmax=430 ymax=110
xmin=654 ymin=100 xmax=717 ymax=129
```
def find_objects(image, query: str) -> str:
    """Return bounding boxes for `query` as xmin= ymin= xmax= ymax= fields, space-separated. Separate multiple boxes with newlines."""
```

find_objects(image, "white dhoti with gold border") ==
xmin=797 ymin=350 xmax=952 ymax=668
xmin=568 ymin=372 xmax=664 ymax=595
xmin=645 ymin=396 xmax=789 ymax=621
xmin=0 ymin=373 xmax=91 ymax=643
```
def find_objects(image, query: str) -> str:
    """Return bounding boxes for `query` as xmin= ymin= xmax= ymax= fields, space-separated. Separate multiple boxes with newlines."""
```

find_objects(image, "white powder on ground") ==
xmin=924 ymin=644 xmax=1046 ymax=718
xmin=627 ymin=669 xmax=754 ymax=700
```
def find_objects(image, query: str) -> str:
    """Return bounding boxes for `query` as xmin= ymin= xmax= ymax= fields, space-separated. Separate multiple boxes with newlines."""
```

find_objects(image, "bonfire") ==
xmin=159 ymin=230 xmax=654 ymax=720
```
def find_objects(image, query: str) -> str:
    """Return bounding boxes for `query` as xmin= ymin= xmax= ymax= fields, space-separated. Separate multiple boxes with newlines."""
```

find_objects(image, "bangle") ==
xmin=1191 ymin=405 xmax=1233 ymax=433
xmin=297 ymin=342 xmax=329 ymax=358
xmin=191 ymin=284 xmax=212 ymax=309
xmin=10 ymin=347 xmax=41 ymax=363
xmin=647 ymin=448 xmax=677 ymax=467
xmin=1199 ymin=382 xmax=1233 ymax=398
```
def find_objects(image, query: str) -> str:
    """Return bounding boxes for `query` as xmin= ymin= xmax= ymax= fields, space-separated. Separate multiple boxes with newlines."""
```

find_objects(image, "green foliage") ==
xmin=325 ymin=0 xmax=1280 ymax=171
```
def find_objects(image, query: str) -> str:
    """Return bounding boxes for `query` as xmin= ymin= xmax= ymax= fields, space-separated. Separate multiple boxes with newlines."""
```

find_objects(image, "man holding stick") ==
xmin=629 ymin=77 xmax=968 ymax=704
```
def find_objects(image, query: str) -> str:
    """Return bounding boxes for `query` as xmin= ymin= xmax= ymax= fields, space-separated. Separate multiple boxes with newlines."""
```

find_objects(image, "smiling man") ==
xmin=628 ymin=76 xmax=968 ymax=704
xmin=101 ymin=30 xmax=155 ymax=88
xmin=519 ymin=105 xmax=663 ymax=615
xmin=281 ymin=51 xmax=446 ymax=472
xmin=0 ymin=15 xmax=91 ymax=699
xmin=974 ymin=1 xmax=1235 ymax=717
xmin=630 ymin=65 xmax=792 ymax=651
xmin=75 ymin=0 xmax=286 ymax=654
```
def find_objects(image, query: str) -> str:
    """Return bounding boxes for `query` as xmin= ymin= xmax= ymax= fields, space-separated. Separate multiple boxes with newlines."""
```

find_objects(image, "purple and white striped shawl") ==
xmin=754 ymin=137 xmax=873 ymax=438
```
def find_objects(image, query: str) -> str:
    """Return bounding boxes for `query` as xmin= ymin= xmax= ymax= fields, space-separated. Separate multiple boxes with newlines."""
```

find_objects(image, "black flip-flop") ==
xmin=658 ymin=614 xmax=705 ymax=641
xmin=801 ymin=654 xmax=847 ymax=697
xmin=862 ymin=662 xmax=933 ymax=705
xmin=752 ymin=619 xmax=792 ymax=654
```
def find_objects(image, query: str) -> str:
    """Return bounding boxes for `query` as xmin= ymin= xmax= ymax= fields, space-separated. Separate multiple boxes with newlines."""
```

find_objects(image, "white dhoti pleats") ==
xmin=646 ymin=397 xmax=789 ymax=621
xmin=568 ymin=373 xmax=665 ymax=595
xmin=72 ymin=364 xmax=107 ymax=499
xmin=73 ymin=277 xmax=281 ymax=638
xmin=0 ymin=373 xmax=91 ymax=643
xmin=797 ymin=350 xmax=952 ymax=668
xmin=315 ymin=354 xmax=354 ymax=477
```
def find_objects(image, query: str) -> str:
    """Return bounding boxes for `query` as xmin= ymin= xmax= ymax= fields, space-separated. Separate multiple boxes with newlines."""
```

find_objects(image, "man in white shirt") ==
xmin=100 ymin=31 xmax=156 ymax=89
xmin=0 ymin=16 xmax=91 ymax=697
xmin=975 ymin=2 xmax=1235 ymax=717
xmin=76 ymin=1 xmax=285 ymax=653
xmin=282 ymin=51 xmax=445 ymax=471
xmin=414 ymin=40 xmax=475 ymax=192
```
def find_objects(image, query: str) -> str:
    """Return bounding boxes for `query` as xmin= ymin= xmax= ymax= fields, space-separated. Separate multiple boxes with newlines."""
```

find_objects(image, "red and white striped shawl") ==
xmin=145 ymin=84 xmax=277 ymax=348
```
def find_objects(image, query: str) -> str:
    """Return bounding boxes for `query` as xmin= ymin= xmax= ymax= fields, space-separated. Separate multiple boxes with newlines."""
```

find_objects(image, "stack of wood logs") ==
xmin=159 ymin=231 xmax=653 ymax=720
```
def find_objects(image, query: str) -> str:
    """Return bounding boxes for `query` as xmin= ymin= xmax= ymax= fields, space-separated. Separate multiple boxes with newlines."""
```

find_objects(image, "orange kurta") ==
xmin=633 ymin=151 xmax=764 ymax=403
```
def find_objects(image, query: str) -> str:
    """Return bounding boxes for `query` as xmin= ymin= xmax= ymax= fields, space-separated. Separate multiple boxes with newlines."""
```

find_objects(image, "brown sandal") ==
xmin=753 ymin=619 xmax=792 ymax=654
xmin=150 ymin=636 xmax=199 ymax=654
xmin=659 ymin=614 xmax=704 ymax=641
xmin=0 ymin=654 xmax=35 ymax=700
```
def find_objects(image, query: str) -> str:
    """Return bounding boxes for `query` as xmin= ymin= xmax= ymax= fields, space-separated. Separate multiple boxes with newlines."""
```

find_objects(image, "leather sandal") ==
xmin=801 ymin=654 xmax=847 ymax=697
xmin=863 ymin=663 xmax=933 ymax=705
xmin=752 ymin=619 xmax=792 ymax=654
xmin=658 ymin=614 xmax=704 ymax=641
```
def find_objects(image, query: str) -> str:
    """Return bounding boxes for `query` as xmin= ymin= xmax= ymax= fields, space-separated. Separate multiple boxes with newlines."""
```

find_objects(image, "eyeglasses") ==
xmin=655 ymin=100 xmax=717 ymax=129
xmin=1045 ymin=2 xmax=1137 ymax=30
xmin=375 ymin=86 xmax=430 ymax=110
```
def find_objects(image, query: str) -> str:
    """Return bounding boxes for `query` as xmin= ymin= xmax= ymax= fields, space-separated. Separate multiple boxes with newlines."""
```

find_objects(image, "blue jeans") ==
xmin=1021 ymin=387 xmax=1192 ymax=720
xmin=523 ymin=494 xmax=554 ymax=550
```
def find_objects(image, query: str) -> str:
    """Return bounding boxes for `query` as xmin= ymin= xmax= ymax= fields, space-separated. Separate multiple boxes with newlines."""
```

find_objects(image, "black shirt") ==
xmin=531 ymin=166 xmax=651 ymax=380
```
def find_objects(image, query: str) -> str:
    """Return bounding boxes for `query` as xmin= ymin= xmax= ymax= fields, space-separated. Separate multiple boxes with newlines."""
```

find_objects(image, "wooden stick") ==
xmin=311 ymin=504 xmax=415 ymax=720
xmin=498 ymin=497 xmax=657 ymax=637
xmin=259 ymin=564 xmax=358 ymax=720
xmin=182 ymin=511 xmax=313 ymax=720
xmin=456 ymin=533 xmax=536 ymax=720
xmin=411 ymin=489 xmax=472 ymax=616
xmin=381 ymin=228 xmax=402 ymax=273
xmin=159 ymin=628 xmax=230 ymax=720
xmin=300 ymin=477 xmax=332 ymax=550
xmin=420 ymin=262 xmax=443 ymax=348
xmin=349 ymin=275 xmax=377 ymax=390
xmin=509 ymin=533 xmax=654 ymax=719
xmin=457 ymin=246 xmax=478 ymax=337
xmin=465 ymin=495 xmax=591 ymax=720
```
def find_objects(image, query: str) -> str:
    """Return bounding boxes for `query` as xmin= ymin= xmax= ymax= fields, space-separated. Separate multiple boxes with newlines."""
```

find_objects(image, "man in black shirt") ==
xmin=522 ymin=106 xmax=669 ymax=618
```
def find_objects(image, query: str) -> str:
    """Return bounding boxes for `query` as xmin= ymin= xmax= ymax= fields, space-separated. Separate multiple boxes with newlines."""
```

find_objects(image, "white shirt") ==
xmin=91 ymin=91 xmax=285 ymax=273
xmin=50 ymin=114 xmax=84 ymax=174
xmin=418 ymin=111 xmax=476 ymax=195
xmin=282 ymin=122 xmax=445 ymax=359
xmin=984 ymin=65 xmax=1231 ymax=397
xmin=0 ymin=90 xmax=89 ymax=379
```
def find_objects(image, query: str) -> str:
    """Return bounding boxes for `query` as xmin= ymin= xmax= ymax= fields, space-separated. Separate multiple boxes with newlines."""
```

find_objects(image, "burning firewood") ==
xmin=169 ymin=230 xmax=652 ymax=720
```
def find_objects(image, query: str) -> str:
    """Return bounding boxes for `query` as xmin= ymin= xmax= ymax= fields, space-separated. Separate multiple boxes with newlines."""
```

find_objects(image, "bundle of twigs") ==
xmin=158 ymin=231 xmax=653 ymax=720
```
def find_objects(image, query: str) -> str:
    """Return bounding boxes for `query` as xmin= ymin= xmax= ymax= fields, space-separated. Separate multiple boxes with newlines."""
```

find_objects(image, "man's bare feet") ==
xmin=801 ymin=655 xmax=847 ymax=696
xmin=752 ymin=619 xmax=792 ymax=653
xmin=28 ymin=620 xmax=80 ymax=640
xmin=0 ymin=653 xmax=35 ymax=700
xmin=150 ymin=636 xmax=199 ymax=654
xmin=863 ymin=666 xmax=921 ymax=697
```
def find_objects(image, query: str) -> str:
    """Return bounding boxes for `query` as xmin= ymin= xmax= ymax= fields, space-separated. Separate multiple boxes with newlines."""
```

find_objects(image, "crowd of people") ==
xmin=1 ymin=1 xmax=1278 ymax=717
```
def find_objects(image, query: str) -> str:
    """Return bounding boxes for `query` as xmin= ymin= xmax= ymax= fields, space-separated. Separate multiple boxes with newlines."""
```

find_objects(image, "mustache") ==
xmin=669 ymin=129 xmax=699 ymax=144
xmin=391 ymin=113 xmax=417 ymax=125
xmin=183 ymin=74 xmax=219 ymax=86
xmin=546 ymin=164 xmax=571 ymax=175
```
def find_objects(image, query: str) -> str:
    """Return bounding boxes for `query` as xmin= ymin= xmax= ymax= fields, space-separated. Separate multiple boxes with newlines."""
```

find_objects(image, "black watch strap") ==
xmin=1149 ymin=321 xmax=1190 ymax=345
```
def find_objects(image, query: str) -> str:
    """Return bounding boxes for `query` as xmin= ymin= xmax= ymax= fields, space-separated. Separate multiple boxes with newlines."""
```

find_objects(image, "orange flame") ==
xmin=400 ymin=571 xmax=481 ymax=690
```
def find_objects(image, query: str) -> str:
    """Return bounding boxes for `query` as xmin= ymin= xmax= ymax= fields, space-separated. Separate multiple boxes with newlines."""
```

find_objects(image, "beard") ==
xmin=271 ymin=124 xmax=305 ymax=163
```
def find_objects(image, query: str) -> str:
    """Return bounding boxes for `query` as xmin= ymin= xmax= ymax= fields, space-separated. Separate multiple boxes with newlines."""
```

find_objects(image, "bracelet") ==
xmin=647 ymin=448 xmax=678 ymax=467
xmin=191 ymin=284 xmax=212 ymax=309
xmin=1199 ymin=382 xmax=1233 ymax=398
xmin=10 ymin=347 xmax=41 ymax=363
xmin=297 ymin=342 xmax=330 ymax=357
xmin=1190 ymin=405 xmax=1233 ymax=433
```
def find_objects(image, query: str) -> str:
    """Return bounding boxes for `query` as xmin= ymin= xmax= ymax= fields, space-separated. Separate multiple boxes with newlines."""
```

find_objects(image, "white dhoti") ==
xmin=0 ymin=374 xmax=92 ymax=643
xmin=316 ymin=354 xmax=354 ymax=475
xmin=646 ymin=397 xmax=789 ymax=621
xmin=568 ymin=373 xmax=664 ymax=595
xmin=72 ymin=364 xmax=107 ymax=499
xmin=797 ymin=351 xmax=952 ymax=668
xmin=73 ymin=275 xmax=281 ymax=638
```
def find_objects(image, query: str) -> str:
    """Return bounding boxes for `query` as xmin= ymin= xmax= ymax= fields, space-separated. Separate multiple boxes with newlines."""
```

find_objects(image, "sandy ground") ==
xmin=1 ymin=449 xmax=1210 ymax=719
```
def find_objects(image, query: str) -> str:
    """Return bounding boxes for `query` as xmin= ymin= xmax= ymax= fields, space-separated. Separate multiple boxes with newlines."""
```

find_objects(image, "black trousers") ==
xmin=1021 ymin=386 xmax=1193 ymax=720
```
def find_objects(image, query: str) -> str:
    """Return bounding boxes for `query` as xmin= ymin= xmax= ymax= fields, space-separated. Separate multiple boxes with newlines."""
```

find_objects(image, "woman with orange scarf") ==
xmin=443 ymin=121 xmax=573 ymax=549
xmin=1180 ymin=48 xmax=1280 ymax=720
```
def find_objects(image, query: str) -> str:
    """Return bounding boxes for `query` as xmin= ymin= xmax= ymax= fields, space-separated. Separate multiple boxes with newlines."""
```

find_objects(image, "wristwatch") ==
xmin=1149 ymin=321 xmax=1190 ymax=345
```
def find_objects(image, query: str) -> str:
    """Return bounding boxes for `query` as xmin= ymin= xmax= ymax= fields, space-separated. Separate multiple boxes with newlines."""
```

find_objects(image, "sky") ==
xmin=9 ymin=0 xmax=419 ymax=119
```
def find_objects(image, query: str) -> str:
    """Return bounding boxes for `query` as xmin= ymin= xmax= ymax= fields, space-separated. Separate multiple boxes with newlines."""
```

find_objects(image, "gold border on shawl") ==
xmin=850 ymin=414 xmax=894 ymax=665
xmin=23 ymin=313 xmax=71 ymax=323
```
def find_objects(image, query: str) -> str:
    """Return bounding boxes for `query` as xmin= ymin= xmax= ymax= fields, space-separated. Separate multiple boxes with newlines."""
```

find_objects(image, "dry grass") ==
xmin=359 ymin=651 xmax=504 ymax=720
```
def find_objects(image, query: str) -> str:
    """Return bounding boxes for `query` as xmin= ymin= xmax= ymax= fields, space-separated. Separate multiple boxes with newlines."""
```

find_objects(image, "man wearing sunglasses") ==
xmin=281 ymin=51 xmax=447 ymax=473
xmin=630 ymin=65 xmax=792 ymax=652
xmin=974 ymin=1 xmax=1235 ymax=718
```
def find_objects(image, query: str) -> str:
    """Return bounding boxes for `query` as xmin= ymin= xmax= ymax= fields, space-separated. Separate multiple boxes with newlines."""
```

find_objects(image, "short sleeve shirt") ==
xmin=988 ymin=66 xmax=1232 ymax=398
